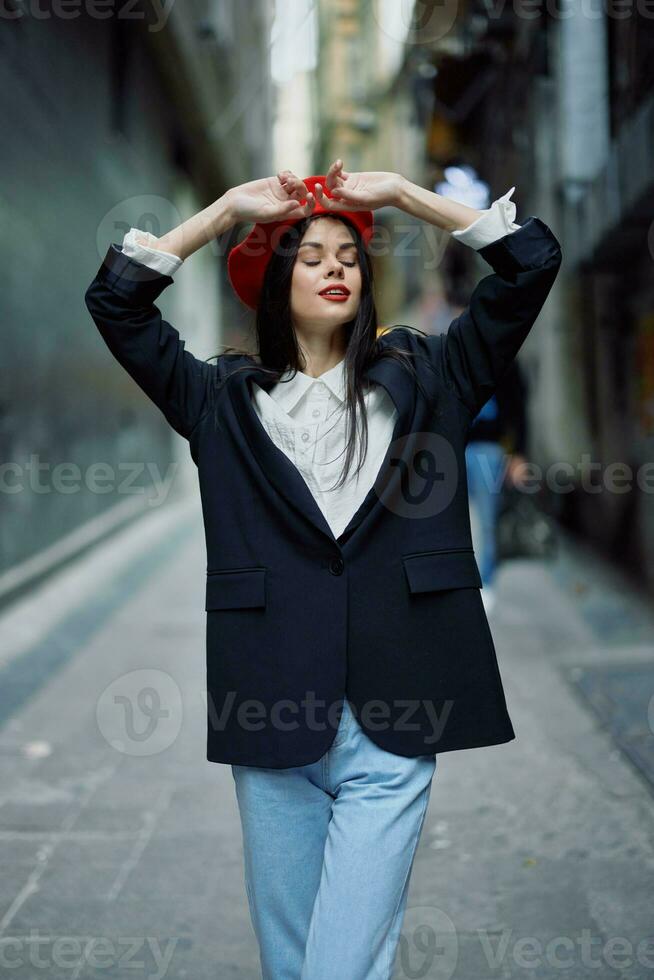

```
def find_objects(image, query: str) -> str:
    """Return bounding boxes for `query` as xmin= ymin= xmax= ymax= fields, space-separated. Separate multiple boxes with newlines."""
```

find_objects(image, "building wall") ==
xmin=0 ymin=5 xmax=272 ymax=591
xmin=314 ymin=0 xmax=426 ymax=325
xmin=411 ymin=1 xmax=654 ymax=593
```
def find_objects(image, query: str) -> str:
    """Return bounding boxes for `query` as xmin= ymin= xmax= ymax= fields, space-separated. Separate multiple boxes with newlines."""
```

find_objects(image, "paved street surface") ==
xmin=1 ymin=494 xmax=653 ymax=980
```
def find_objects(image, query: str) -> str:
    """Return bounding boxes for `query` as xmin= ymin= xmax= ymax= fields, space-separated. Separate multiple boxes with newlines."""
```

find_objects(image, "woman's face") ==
xmin=290 ymin=217 xmax=362 ymax=333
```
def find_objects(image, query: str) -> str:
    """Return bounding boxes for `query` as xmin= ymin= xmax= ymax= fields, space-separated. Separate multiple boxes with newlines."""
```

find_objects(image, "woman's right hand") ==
xmin=226 ymin=172 xmax=317 ymax=225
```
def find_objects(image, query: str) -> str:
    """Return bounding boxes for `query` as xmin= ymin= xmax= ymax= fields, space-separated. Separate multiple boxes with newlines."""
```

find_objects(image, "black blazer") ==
xmin=84 ymin=216 xmax=562 ymax=768
xmin=468 ymin=358 xmax=528 ymax=453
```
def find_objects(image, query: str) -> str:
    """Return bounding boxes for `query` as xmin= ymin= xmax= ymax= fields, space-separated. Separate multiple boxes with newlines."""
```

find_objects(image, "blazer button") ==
xmin=329 ymin=557 xmax=344 ymax=576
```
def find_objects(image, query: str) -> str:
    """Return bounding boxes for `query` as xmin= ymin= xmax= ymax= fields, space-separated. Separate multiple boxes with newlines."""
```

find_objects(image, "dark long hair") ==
xmin=210 ymin=212 xmax=439 ymax=492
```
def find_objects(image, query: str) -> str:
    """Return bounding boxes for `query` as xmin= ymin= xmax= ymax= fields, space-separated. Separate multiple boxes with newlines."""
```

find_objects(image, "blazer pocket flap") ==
xmin=402 ymin=549 xmax=482 ymax=593
xmin=205 ymin=568 xmax=267 ymax=610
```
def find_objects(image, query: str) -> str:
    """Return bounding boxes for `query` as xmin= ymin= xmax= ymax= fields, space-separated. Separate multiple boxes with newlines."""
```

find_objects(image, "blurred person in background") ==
xmin=439 ymin=194 xmax=533 ymax=612
xmin=465 ymin=358 xmax=529 ymax=612
xmin=85 ymin=162 xmax=561 ymax=979
xmin=445 ymin=275 xmax=531 ymax=613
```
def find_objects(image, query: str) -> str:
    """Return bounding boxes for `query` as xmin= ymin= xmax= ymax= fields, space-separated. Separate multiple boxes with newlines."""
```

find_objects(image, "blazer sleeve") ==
xmin=84 ymin=243 xmax=216 ymax=441
xmin=438 ymin=216 xmax=562 ymax=418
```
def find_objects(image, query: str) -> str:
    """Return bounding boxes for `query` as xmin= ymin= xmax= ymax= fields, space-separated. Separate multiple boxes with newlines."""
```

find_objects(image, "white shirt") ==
xmin=251 ymin=359 xmax=398 ymax=538
xmin=121 ymin=187 xmax=521 ymax=538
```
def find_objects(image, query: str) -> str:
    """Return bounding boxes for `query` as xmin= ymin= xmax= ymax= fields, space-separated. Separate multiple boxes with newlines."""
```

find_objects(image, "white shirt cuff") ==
xmin=450 ymin=186 xmax=521 ymax=250
xmin=121 ymin=228 xmax=184 ymax=278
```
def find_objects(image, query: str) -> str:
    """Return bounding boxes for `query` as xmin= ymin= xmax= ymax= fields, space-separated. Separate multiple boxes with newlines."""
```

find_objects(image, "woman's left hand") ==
xmin=310 ymin=161 xmax=405 ymax=212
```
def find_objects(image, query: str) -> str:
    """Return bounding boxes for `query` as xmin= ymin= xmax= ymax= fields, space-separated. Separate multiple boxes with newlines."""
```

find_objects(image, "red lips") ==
xmin=319 ymin=285 xmax=351 ymax=296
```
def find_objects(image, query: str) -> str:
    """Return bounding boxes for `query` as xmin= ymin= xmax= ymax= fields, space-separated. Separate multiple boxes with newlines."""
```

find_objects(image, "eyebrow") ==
xmin=298 ymin=241 xmax=357 ymax=250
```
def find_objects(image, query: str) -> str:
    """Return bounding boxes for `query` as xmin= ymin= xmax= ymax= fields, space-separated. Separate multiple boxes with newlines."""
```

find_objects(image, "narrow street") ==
xmin=5 ymin=3 xmax=654 ymax=978
xmin=1 ymin=495 xmax=652 ymax=980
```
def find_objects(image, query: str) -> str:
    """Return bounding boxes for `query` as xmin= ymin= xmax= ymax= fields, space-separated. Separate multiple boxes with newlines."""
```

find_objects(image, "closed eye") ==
xmin=304 ymin=261 xmax=356 ymax=267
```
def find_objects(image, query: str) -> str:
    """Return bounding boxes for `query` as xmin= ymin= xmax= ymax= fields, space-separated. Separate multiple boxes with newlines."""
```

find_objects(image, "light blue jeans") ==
xmin=231 ymin=697 xmax=437 ymax=979
xmin=465 ymin=440 xmax=506 ymax=587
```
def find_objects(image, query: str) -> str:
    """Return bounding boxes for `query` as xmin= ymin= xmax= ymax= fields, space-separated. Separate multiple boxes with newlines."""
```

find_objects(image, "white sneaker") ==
xmin=481 ymin=586 xmax=496 ymax=614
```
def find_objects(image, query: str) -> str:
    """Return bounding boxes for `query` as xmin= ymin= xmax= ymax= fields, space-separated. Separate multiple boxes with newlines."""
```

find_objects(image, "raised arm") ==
xmin=313 ymin=167 xmax=563 ymax=418
xmin=84 ymin=172 xmax=320 ymax=441
xmin=84 ymin=194 xmax=236 ymax=441
xmin=396 ymin=178 xmax=562 ymax=418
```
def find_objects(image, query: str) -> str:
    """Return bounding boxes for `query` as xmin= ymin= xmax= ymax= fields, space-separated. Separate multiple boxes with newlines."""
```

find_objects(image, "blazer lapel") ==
xmin=228 ymin=363 xmax=338 ymax=544
xmin=227 ymin=353 xmax=416 ymax=549
xmin=337 ymin=350 xmax=416 ymax=545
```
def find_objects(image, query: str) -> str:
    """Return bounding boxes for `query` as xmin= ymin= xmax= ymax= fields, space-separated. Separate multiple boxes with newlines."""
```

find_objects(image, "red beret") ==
xmin=227 ymin=174 xmax=374 ymax=311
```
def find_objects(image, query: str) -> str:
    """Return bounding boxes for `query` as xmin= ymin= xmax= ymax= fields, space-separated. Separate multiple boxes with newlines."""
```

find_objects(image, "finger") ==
xmin=290 ymin=178 xmax=310 ymax=200
xmin=284 ymin=206 xmax=309 ymax=223
xmin=314 ymin=183 xmax=334 ymax=208
xmin=316 ymin=183 xmax=349 ymax=212
xmin=278 ymin=172 xmax=307 ymax=198
xmin=325 ymin=159 xmax=344 ymax=190
xmin=329 ymin=189 xmax=357 ymax=209
xmin=325 ymin=160 xmax=340 ymax=189
xmin=297 ymin=191 xmax=316 ymax=215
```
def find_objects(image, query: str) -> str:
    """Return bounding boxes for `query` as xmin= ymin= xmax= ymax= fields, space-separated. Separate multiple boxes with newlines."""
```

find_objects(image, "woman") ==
xmin=85 ymin=161 xmax=561 ymax=979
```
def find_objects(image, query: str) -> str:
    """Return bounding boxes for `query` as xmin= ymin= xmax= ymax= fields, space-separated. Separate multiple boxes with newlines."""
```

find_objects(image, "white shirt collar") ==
xmin=271 ymin=357 xmax=347 ymax=414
